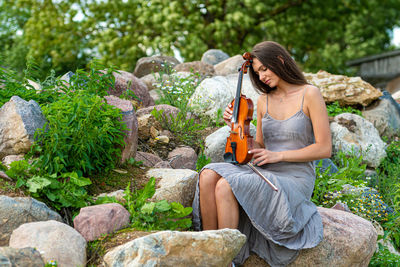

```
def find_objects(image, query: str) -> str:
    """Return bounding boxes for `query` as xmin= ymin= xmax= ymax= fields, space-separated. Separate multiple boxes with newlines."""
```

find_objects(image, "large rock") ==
xmin=201 ymin=49 xmax=230 ymax=66
xmin=133 ymin=56 xmax=180 ymax=78
xmin=103 ymin=229 xmax=246 ymax=267
xmin=188 ymin=74 xmax=260 ymax=120
xmin=330 ymin=113 xmax=386 ymax=168
xmin=0 ymin=247 xmax=44 ymax=267
xmin=214 ymin=55 xmax=244 ymax=76
xmin=2 ymin=154 xmax=25 ymax=168
xmin=135 ymin=151 xmax=163 ymax=167
xmin=362 ymin=91 xmax=400 ymax=138
xmin=244 ymin=207 xmax=377 ymax=267
xmin=304 ymin=70 xmax=382 ymax=106
xmin=9 ymin=220 xmax=86 ymax=267
xmin=146 ymin=168 xmax=198 ymax=207
xmin=73 ymin=203 xmax=130 ymax=241
xmin=109 ymin=70 xmax=154 ymax=107
xmin=173 ymin=61 xmax=215 ymax=77
xmin=0 ymin=196 xmax=62 ymax=246
xmin=0 ymin=96 xmax=46 ymax=158
xmin=104 ymin=95 xmax=139 ymax=162
xmin=204 ymin=125 xmax=257 ymax=163
xmin=140 ymin=72 xmax=192 ymax=91
xmin=168 ymin=146 xmax=197 ymax=170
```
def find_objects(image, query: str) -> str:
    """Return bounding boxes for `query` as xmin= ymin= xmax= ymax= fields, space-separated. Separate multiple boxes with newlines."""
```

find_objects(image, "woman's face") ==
xmin=252 ymin=58 xmax=280 ymax=88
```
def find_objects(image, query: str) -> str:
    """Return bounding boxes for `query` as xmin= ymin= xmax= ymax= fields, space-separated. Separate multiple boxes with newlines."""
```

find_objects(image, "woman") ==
xmin=192 ymin=41 xmax=332 ymax=267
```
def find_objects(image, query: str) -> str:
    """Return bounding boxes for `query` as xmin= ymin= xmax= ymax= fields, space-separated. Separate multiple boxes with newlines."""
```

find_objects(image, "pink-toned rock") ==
xmin=133 ymin=56 xmax=180 ymax=78
xmin=135 ymin=151 xmax=163 ymax=167
xmin=168 ymin=146 xmax=197 ymax=170
xmin=2 ymin=154 xmax=25 ymax=168
xmin=214 ymin=55 xmax=245 ymax=76
xmin=331 ymin=202 xmax=351 ymax=212
xmin=154 ymin=161 xmax=172 ymax=169
xmin=104 ymin=95 xmax=138 ymax=163
xmin=109 ymin=70 xmax=154 ymax=107
xmin=0 ymin=171 xmax=12 ymax=181
xmin=173 ymin=61 xmax=215 ymax=77
xmin=136 ymin=104 xmax=180 ymax=118
xmin=73 ymin=203 xmax=130 ymax=241
xmin=244 ymin=207 xmax=377 ymax=267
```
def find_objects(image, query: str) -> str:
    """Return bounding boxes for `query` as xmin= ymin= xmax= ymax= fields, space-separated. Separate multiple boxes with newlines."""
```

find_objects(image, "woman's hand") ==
xmin=249 ymin=148 xmax=283 ymax=165
xmin=223 ymin=103 xmax=233 ymax=125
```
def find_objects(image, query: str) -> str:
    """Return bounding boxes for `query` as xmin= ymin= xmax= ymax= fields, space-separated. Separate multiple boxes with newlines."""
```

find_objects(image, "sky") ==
xmin=392 ymin=27 xmax=400 ymax=46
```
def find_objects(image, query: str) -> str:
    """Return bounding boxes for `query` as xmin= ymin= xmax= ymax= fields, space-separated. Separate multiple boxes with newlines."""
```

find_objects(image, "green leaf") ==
xmin=141 ymin=202 xmax=156 ymax=215
xmin=155 ymin=200 xmax=171 ymax=213
xmin=26 ymin=176 xmax=52 ymax=193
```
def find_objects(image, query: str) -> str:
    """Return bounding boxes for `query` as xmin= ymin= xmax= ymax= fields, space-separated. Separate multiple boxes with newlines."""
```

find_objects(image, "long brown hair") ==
xmin=249 ymin=41 xmax=308 ymax=94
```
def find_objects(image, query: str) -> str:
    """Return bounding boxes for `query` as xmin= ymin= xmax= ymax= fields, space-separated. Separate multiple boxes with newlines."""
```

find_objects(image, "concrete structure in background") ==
xmin=347 ymin=49 xmax=400 ymax=93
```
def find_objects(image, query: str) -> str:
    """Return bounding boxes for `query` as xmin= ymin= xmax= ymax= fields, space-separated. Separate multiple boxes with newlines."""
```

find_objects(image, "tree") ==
xmin=2 ymin=0 xmax=400 ymax=76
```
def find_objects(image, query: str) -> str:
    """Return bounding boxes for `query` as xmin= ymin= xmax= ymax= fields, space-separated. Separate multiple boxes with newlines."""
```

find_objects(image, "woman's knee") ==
xmin=199 ymin=169 xmax=220 ymax=191
xmin=215 ymin=178 xmax=234 ymax=200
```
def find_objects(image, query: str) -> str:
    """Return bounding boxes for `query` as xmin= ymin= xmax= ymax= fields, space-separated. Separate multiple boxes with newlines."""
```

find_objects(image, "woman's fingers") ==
xmin=224 ymin=104 xmax=234 ymax=124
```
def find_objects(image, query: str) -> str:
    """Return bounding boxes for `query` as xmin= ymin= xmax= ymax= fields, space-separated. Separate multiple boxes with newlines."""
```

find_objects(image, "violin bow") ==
xmin=247 ymin=162 xmax=279 ymax=191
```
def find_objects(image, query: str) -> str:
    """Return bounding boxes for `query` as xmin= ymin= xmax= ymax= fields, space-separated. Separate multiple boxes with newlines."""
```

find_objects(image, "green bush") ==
xmin=122 ymin=177 xmax=192 ymax=230
xmin=369 ymin=243 xmax=400 ymax=267
xmin=0 ymin=65 xmax=60 ymax=108
xmin=312 ymin=151 xmax=366 ymax=207
xmin=29 ymin=91 xmax=126 ymax=176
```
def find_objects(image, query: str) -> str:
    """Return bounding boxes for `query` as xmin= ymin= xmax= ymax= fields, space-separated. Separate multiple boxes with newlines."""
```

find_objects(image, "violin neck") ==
xmin=232 ymin=70 xmax=244 ymax=123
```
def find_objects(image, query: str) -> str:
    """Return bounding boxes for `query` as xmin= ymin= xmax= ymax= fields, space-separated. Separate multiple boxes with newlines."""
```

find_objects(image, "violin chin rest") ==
xmin=223 ymin=152 xmax=238 ymax=164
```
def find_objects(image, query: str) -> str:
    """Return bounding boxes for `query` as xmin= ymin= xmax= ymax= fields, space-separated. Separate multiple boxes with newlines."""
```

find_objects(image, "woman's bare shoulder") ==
xmin=257 ymin=94 xmax=267 ymax=116
xmin=304 ymin=84 xmax=322 ymax=97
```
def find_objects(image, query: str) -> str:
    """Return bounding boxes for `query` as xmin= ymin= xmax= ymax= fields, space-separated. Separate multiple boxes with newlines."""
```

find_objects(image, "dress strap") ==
xmin=300 ymin=87 xmax=307 ymax=109
xmin=266 ymin=94 xmax=269 ymax=115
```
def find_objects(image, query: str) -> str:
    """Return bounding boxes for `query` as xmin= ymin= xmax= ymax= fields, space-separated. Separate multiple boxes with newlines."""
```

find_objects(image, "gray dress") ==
xmin=192 ymin=91 xmax=323 ymax=267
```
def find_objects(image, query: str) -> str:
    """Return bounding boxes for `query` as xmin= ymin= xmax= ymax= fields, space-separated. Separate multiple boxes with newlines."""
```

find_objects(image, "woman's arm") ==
xmin=251 ymin=86 xmax=332 ymax=165
xmin=253 ymin=94 xmax=267 ymax=149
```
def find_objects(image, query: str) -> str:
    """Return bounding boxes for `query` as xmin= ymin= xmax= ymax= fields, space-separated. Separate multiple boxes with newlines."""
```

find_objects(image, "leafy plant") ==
xmin=6 ymin=161 xmax=92 ymax=210
xmin=0 ymin=65 xmax=60 ymax=108
xmin=375 ymin=140 xmax=400 ymax=207
xmin=312 ymin=151 xmax=367 ymax=206
xmin=153 ymin=65 xmax=200 ymax=112
xmin=29 ymin=91 xmax=126 ymax=176
xmin=369 ymin=243 xmax=400 ymax=267
xmin=326 ymin=101 xmax=362 ymax=117
xmin=382 ymin=212 xmax=400 ymax=250
xmin=196 ymin=148 xmax=211 ymax=172
xmin=123 ymin=177 xmax=192 ymax=230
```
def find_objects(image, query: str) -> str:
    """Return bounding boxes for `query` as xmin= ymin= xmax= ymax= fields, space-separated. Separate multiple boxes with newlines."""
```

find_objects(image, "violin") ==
xmin=223 ymin=52 xmax=254 ymax=165
xmin=223 ymin=52 xmax=278 ymax=192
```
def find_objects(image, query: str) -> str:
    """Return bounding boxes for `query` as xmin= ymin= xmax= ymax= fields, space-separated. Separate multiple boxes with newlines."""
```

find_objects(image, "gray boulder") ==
xmin=362 ymin=90 xmax=400 ymax=138
xmin=330 ymin=113 xmax=386 ymax=168
xmin=0 ymin=96 xmax=46 ymax=158
xmin=201 ymin=49 xmax=230 ymax=65
xmin=9 ymin=220 xmax=86 ymax=267
xmin=0 ymin=196 xmax=62 ymax=246
xmin=0 ymin=247 xmax=44 ymax=267
xmin=103 ymin=229 xmax=246 ymax=267
xmin=133 ymin=56 xmax=180 ymax=78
